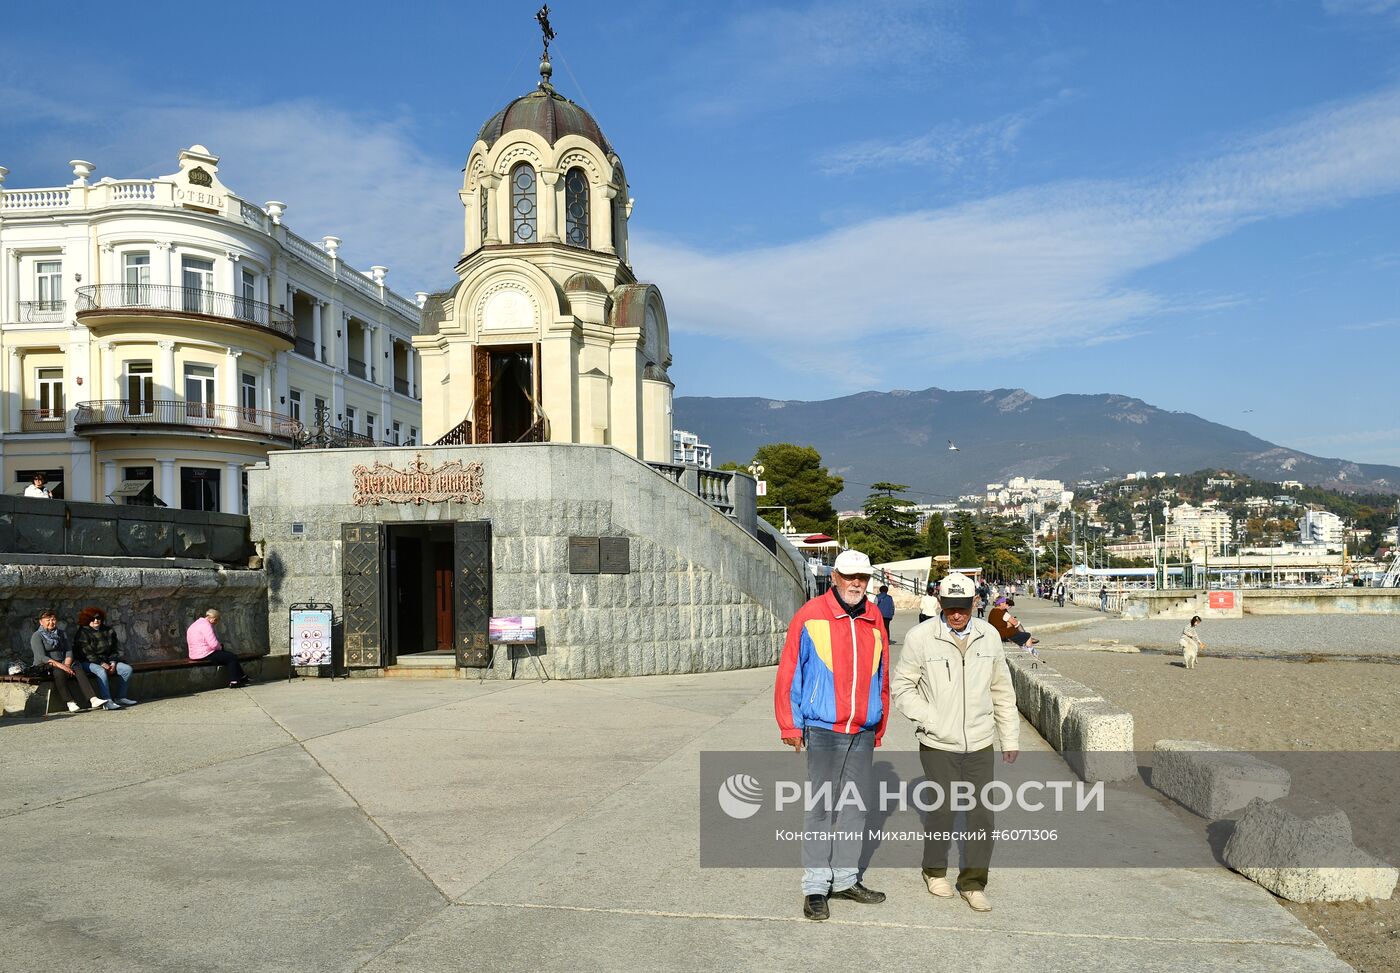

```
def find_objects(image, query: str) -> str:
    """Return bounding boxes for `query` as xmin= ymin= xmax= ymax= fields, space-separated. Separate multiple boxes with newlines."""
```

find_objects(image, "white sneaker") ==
xmin=961 ymin=889 xmax=992 ymax=912
xmin=924 ymin=876 xmax=955 ymax=897
xmin=90 ymin=697 xmax=106 ymax=710
xmin=67 ymin=701 xmax=81 ymax=713
xmin=117 ymin=698 xmax=138 ymax=706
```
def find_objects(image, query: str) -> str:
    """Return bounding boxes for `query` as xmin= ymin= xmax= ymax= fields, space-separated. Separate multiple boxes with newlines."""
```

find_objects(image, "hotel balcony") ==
xmin=75 ymin=284 xmax=294 ymax=343
xmin=20 ymin=409 xmax=67 ymax=433
xmin=18 ymin=300 xmax=66 ymax=324
xmin=73 ymin=399 xmax=303 ymax=445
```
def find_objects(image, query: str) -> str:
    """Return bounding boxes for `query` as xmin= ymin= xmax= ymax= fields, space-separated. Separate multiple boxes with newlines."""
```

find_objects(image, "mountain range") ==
xmin=673 ymin=387 xmax=1400 ymax=507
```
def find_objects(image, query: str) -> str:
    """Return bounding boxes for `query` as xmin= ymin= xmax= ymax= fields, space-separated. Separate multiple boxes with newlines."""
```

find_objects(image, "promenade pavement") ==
xmin=1 ymin=608 xmax=1351 ymax=972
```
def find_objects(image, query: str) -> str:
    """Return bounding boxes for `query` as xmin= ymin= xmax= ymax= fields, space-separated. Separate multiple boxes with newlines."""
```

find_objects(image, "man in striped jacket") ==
xmin=775 ymin=549 xmax=890 ymax=921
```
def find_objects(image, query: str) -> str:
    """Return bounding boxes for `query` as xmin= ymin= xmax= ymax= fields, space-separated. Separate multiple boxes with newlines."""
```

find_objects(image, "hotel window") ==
xmin=314 ymin=395 xmax=327 ymax=424
xmin=180 ymin=466 xmax=220 ymax=512
xmin=239 ymin=268 xmax=257 ymax=321
xmin=36 ymin=367 xmax=64 ymax=420
xmin=125 ymin=361 xmax=154 ymax=416
xmin=181 ymin=256 xmax=215 ymax=314
xmin=409 ymin=425 xmax=417 ymax=445
xmin=392 ymin=420 xmax=401 ymax=445
xmin=36 ymin=261 xmax=63 ymax=310
xmin=288 ymin=389 xmax=302 ymax=423
xmin=366 ymin=412 xmax=377 ymax=442
xmin=565 ymin=167 xmax=590 ymax=248
xmin=240 ymin=372 xmax=258 ymax=416
xmin=123 ymin=252 xmax=151 ymax=305
xmin=184 ymin=363 xmax=216 ymax=420
xmin=344 ymin=405 xmax=356 ymax=432
xmin=510 ymin=163 xmax=537 ymax=243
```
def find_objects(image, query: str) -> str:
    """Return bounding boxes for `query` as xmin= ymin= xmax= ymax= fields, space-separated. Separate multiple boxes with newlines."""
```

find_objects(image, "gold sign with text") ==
xmin=352 ymin=453 xmax=485 ymax=506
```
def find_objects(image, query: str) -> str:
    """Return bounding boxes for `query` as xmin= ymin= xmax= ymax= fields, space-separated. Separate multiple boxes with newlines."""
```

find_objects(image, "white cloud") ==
xmin=674 ymin=0 xmax=965 ymax=116
xmin=634 ymin=84 xmax=1400 ymax=382
xmin=818 ymin=90 xmax=1076 ymax=177
xmin=0 ymin=83 xmax=462 ymax=295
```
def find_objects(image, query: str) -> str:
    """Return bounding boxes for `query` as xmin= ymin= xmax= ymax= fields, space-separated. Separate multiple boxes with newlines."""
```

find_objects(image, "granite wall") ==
xmin=0 ymin=495 xmax=252 ymax=564
xmin=1 ymin=564 xmax=268 ymax=672
xmin=247 ymin=443 xmax=808 ymax=679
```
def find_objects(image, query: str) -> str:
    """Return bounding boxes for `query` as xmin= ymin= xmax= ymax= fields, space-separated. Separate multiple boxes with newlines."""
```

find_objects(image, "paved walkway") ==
xmin=2 ymin=614 xmax=1351 ymax=972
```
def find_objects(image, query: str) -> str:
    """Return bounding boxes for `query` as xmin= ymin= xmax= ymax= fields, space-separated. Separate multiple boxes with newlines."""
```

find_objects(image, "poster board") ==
xmin=290 ymin=607 xmax=334 ymax=665
xmin=489 ymin=615 xmax=537 ymax=644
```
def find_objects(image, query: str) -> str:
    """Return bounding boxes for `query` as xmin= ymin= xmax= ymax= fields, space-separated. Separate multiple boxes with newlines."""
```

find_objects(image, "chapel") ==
xmin=413 ymin=47 xmax=673 ymax=462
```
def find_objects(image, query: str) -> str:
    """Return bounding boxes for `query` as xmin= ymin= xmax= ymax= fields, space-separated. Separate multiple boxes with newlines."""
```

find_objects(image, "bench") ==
xmin=2 ymin=654 xmax=262 ymax=718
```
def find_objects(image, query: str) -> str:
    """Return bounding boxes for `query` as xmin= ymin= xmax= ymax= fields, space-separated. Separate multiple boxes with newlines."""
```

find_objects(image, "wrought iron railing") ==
xmin=292 ymin=405 xmax=376 ymax=449
xmin=19 ymin=300 xmax=65 ymax=323
xmin=73 ymin=399 xmax=302 ymax=441
xmin=21 ymin=408 xmax=67 ymax=432
xmin=74 ymin=284 xmax=294 ymax=336
xmin=434 ymin=416 xmax=474 ymax=446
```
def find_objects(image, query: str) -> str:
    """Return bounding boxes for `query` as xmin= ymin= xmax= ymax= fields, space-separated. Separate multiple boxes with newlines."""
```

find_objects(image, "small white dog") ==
xmin=1180 ymin=615 xmax=1204 ymax=669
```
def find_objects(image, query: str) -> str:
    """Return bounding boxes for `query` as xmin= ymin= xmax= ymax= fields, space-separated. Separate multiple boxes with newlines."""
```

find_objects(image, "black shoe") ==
xmin=831 ymin=882 xmax=886 ymax=905
xmin=803 ymin=894 xmax=829 ymax=920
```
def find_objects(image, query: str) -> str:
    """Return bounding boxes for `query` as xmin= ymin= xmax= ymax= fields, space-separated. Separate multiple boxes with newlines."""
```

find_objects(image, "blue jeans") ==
xmin=85 ymin=661 xmax=132 ymax=701
xmin=801 ymin=726 xmax=875 ymax=895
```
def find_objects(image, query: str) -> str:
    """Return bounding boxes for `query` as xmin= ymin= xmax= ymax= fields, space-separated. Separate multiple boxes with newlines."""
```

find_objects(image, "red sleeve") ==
xmin=875 ymin=635 xmax=891 ymax=747
xmin=774 ymin=609 xmax=807 ymax=738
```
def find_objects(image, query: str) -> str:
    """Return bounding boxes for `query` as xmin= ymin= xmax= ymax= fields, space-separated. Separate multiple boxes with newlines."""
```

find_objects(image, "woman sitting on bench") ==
xmin=74 ymin=606 xmax=137 ymax=710
xmin=187 ymin=609 xmax=250 ymax=688
xmin=30 ymin=609 xmax=105 ymax=713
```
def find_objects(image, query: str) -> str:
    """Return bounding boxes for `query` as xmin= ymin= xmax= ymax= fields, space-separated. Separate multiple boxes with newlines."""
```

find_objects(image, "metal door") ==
xmin=454 ymin=521 xmax=492 ymax=668
xmin=342 ymin=523 xmax=384 ymax=668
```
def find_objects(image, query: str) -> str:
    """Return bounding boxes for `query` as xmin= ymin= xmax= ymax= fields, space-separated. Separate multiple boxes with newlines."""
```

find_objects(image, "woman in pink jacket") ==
xmin=187 ymin=609 xmax=250 ymax=688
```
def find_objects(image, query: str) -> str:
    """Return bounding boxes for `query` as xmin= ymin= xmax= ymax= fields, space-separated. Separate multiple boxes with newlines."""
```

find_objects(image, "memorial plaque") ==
xmin=599 ymin=536 xmax=630 ymax=575
xmin=569 ymin=536 xmax=599 ymax=574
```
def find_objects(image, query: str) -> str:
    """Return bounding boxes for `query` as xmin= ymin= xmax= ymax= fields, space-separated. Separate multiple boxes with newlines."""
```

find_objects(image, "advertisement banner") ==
xmin=489 ymin=615 xmax=538 ymax=644
xmin=291 ymin=609 xmax=334 ymax=666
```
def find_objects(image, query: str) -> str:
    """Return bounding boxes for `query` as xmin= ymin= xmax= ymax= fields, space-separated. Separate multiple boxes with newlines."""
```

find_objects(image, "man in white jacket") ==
xmin=891 ymin=572 xmax=1019 ymax=913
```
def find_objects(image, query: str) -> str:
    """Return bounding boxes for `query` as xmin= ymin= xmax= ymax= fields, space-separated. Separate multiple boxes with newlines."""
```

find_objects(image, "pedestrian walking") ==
xmin=891 ymin=573 xmax=1020 ymax=913
xmin=1099 ymin=585 xmax=1109 ymax=612
xmin=918 ymin=583 xmax=939 ymax=623
xmin=774 ymin=549 xmax=889 ymax=921
xmin=876 ymin=584 xmax=896 ymax=643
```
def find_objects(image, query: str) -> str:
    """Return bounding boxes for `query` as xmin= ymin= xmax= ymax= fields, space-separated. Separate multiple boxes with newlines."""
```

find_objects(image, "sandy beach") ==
xmin=1038 ymin=623 xmax=1400 ymax=973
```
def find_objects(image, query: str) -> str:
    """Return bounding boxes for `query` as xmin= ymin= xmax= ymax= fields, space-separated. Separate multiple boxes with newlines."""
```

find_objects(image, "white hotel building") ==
xmin=0 ymin=146 xmax=424 ymax=511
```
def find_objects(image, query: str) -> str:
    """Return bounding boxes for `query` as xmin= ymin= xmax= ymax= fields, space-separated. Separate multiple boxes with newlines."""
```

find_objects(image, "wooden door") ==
xmin=434 ymin=558 xmax=453 ymax=651
xmin=472 ymin=345 xmax=492 ymax=444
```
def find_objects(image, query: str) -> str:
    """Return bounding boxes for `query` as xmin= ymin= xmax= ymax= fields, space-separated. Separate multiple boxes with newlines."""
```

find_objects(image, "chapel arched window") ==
xmin=510 ymin=163 xmax=537 ymax=244
xmin=565 ymin=167 xmax=590 ymax=248
xmin=479 ymin=184 xmax=489 ymax=244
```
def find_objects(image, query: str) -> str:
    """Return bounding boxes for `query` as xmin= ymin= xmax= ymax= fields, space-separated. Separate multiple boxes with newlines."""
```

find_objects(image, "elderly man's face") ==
xmin=832 ymin=570 xmax=871 ymax=603
xmin=943 ymin=605 xmax=972 ymax=629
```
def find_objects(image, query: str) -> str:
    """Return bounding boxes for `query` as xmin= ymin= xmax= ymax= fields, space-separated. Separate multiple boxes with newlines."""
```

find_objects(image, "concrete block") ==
xmin=1152 ymin=740 xmax=1291 ymax=819
xmin=1 ymin=680 xmax=49 ymax=717
xmin=1062 ymin=700 xmax=1137 ymax=782
xmin=1038 ymin=678 xmax=1103 ymax=751
xmin=1223 ymin=796 xmax=1398 ymax=903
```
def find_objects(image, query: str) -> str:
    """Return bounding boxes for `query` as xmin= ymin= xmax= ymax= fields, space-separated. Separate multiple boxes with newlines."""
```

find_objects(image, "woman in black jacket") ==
xmin=73 ymin=606 xmax=137 ymax=710
xmin=30 ymin=609 xmax=104 ymax=713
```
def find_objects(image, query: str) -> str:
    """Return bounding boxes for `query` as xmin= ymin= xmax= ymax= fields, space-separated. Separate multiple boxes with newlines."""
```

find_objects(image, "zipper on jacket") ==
xmin=845 ymin=614 xmax=858 ymax=733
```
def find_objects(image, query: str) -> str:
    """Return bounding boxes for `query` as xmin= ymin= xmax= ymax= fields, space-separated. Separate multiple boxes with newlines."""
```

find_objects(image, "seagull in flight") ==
xmin=948 ymin=440 xmax=961 ymax=451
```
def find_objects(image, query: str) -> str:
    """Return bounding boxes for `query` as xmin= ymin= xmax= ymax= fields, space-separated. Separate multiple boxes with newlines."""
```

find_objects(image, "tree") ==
xmin=953 ymin=513 xmax=979 ymax=569
xmin=748 ymin=443 xmax=844 ymax=533
xmin=862 ymin=482 xmax=920 ymax=558
xmin=926 ymin=513 xmax=949 ymax=561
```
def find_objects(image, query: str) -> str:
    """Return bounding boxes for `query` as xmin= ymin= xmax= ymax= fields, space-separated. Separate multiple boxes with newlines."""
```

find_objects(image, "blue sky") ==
xmin=3 ymin=0 xmax=1398 ymax=465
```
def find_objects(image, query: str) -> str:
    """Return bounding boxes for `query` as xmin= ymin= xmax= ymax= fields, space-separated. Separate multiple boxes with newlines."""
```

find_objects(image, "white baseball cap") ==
xmin=938 ymin=573 xmax=976 ymax=607
xmin=832 ymin=549 xmax=874 ymax=576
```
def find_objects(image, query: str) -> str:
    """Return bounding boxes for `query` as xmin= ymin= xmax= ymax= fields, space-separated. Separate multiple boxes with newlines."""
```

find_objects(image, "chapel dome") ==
xmin=476 ymin=86 xmax=613 ymax=155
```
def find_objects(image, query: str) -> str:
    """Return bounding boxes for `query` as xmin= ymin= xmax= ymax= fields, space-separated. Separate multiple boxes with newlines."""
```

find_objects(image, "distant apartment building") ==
xmin=0 ymin=147 xmax=424 ymax=510
xmin=985 ymin=476 xmax=1070 ymax=511
xmin=1164 ymin=503 xmax=1233 ymax=554
xmin=1299 ymin=508 xmax=1344 ymax=548
xmin=1105 ymin=540 xmax=1155 ymax=559
xmin=671 ymin=429 xmax=712 ymax=469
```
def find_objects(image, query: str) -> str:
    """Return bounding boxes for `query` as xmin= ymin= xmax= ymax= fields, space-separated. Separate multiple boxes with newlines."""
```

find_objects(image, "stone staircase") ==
xmin=384 ymin=654 xmax=463 ymax=679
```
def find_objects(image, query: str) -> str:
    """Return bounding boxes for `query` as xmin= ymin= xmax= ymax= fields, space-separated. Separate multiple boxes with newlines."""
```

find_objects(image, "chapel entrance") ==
xmin=341 ymin=521 xmax=493 ymax=669
xmin=473 ymin=343 xmax=544 ymax=444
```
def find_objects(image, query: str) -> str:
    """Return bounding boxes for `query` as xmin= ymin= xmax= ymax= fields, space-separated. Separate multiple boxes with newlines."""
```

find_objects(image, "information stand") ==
xmin=289 ymin=603 xmax=336 ymax=681
xmin=488 ymin=615 xmax=548 ymax=682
